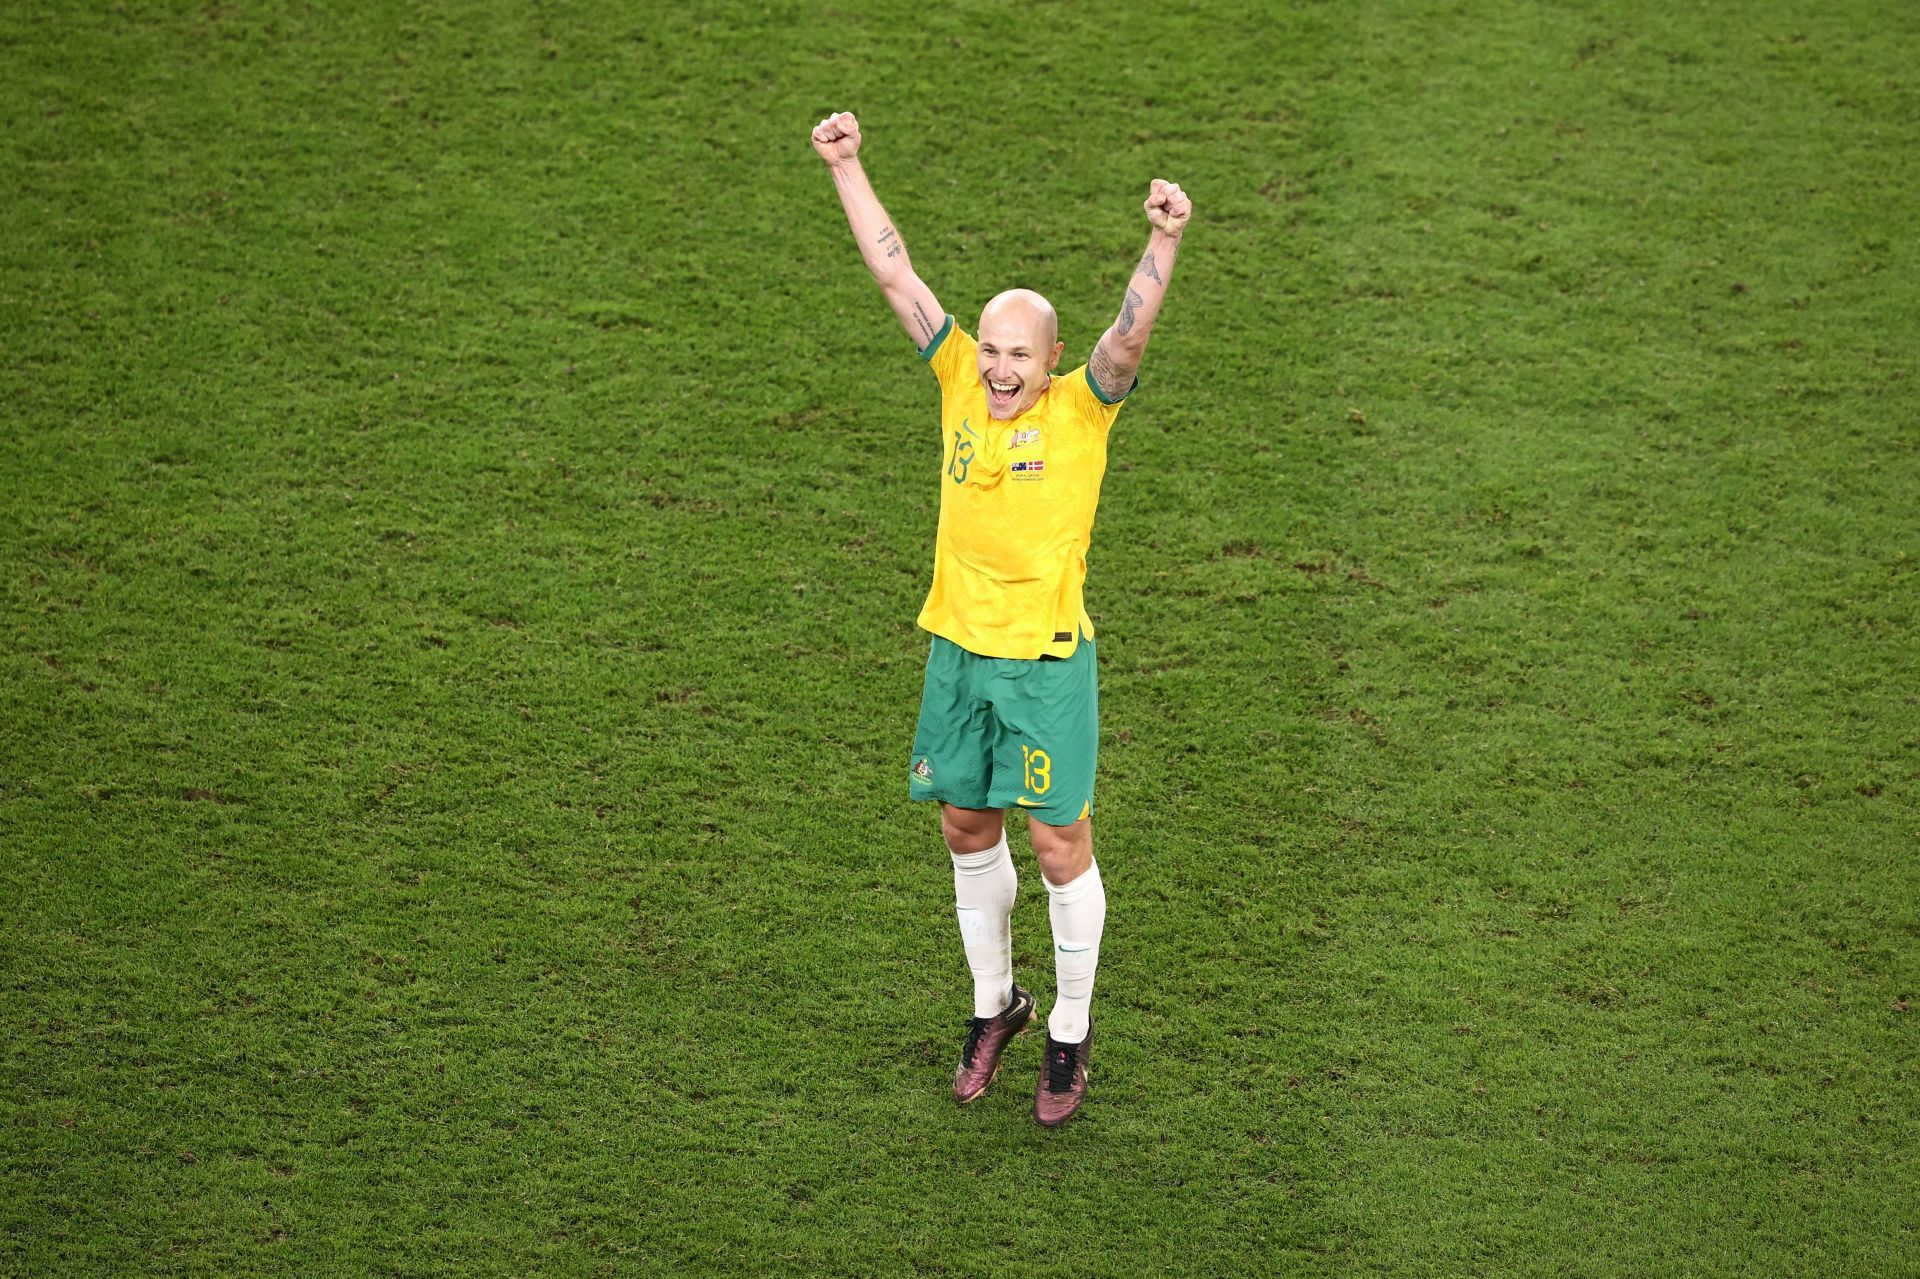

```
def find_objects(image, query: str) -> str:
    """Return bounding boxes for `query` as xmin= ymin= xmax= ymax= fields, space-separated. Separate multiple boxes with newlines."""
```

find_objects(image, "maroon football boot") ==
xmin=952 ymin=983 xmax=1036 ymax=1104
xmin=1033 ymin=1023 xmax=1092 ymax=1128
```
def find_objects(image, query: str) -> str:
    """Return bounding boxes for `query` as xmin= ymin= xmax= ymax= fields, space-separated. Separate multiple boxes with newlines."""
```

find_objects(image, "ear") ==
xmin=1048 ymin=341 xmax=1064 ymax=370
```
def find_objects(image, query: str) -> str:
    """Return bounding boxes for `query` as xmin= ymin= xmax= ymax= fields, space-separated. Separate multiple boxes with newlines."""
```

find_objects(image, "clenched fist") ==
xmin=1144 ymin=179 xmax=1192 ymax=236
xmin=811 ymin=111 xmax=862 ymax=165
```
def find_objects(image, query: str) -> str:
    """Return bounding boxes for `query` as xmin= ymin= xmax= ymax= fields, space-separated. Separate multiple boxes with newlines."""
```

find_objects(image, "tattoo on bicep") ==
xmin=1117 ymin=287 xmax=1144 ymax=336
xmin=1134 ymin=250 xmax=1162 ymax=284
xmin=1090 ymin=341 xmax=1128 ymax=394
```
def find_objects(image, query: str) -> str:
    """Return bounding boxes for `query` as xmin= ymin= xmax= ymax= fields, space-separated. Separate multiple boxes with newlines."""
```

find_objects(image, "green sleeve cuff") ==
xmin=1085 ymin=363 xmax=1137 ymax=405
xmin=918 ymin=314 xmax=954 ymax=362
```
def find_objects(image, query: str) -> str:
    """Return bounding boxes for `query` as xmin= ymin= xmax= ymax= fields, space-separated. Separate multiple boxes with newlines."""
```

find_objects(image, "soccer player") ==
xmin=811 ymin=110 xmax=1190 ymax=1127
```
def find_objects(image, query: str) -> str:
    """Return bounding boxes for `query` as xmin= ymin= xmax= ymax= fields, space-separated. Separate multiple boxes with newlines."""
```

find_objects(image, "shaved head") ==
xmin=980 ymin=288 xmax=1058 ymax=350
xmin=976 ymin=289 xmax=1064 ymax=420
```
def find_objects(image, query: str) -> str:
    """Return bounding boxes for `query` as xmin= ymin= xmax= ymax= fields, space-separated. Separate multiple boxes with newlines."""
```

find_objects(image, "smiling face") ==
xmin=977 ymin=289 xmax=1065 ymax=420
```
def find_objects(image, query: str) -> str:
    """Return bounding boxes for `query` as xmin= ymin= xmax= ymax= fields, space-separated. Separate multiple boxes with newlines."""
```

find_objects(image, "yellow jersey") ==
xmin=915 ymin=315 xmax=1133 ymax=660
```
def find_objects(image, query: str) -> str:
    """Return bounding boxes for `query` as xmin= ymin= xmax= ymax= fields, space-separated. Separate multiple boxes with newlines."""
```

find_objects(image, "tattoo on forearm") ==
xmin=1117 ymin=287 xmax=1144 ymax=336
xmin=1134 ymin=250 xmax=1162 ymax=284
xmin=877 ymin=226 xmax=903 ymax=259
xmin=911 ymin=299 xmax=937 ymax=343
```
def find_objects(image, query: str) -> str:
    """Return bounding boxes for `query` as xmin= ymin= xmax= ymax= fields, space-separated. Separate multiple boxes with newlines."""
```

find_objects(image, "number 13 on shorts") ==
xmin=1020 ymin=744 xmax=1052 ymax=796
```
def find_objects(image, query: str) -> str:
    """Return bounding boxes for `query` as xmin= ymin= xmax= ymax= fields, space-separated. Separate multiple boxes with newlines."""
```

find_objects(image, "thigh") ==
xmin=940 ymin=802 xmax=1007 ymax=853
xmin=909 ymin=637 xmax=994 ymax=810
xmin=985 ymin=638 xmax=1098 ymax=825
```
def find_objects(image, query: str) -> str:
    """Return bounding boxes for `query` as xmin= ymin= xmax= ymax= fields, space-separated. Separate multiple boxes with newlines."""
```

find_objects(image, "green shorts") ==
xmin=908 ymin=634 xmax=1098 ymax=827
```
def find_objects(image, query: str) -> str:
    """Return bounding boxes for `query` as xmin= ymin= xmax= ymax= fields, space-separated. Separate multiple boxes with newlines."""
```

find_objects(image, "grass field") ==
xmin=4 ymin=0 xmax=1917 ymax=1274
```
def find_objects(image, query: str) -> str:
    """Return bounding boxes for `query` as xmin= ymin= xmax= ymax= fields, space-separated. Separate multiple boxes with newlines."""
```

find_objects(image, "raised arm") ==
xmin=811 ymin=111 xmax=946 ymax=350
xmin=1088 ymin=179 xmax=1193 ymax=400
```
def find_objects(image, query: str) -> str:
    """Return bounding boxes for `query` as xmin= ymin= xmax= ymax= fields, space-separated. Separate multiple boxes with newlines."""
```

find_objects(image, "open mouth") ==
xmin=986 ymin=377 xmax=1021 ymax=411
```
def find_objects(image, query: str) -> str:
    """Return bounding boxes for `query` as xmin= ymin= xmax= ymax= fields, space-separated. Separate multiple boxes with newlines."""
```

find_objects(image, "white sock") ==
xmin=1045 ymin=859 xmax=1104 ymax=1044
xmin=950 ymin=831 xmax=1016 ymax=1019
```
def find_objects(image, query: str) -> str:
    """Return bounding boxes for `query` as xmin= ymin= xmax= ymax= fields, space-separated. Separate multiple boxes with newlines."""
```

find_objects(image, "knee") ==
xmin=940 ymin=804 xmax=1004 ymax=854
xmin=1029 ymin=817 xmax=1092 ymax=884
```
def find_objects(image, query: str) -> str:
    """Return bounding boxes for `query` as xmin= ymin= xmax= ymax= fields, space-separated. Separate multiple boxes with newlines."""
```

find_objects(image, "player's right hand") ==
xmin=811 ymin=111 xmax=861 ymax=164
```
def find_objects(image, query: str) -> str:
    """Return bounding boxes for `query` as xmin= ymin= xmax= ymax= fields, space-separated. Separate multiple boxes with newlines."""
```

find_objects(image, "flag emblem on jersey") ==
xmin=1010 ymin=460 xmax=1046 ymax=480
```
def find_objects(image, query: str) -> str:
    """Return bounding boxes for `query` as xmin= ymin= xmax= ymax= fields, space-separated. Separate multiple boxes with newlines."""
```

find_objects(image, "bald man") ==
xmin=812 ymin=110 xmax=1191 ymax=1127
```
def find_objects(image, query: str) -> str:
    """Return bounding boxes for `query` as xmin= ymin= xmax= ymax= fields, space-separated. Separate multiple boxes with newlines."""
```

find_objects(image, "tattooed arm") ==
xmin=810 ymin=111 xmax=946 ymax=349
xmin=1088 ymin=179 xmax=1193 ymax=400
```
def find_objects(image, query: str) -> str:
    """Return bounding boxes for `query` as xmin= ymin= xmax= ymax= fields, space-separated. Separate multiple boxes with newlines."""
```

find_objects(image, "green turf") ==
xmin=4 ymin=0 xmax=1916 ymax=1274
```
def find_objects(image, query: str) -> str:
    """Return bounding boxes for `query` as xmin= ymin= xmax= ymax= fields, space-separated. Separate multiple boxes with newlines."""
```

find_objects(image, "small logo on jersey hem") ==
xmin=1010 ymin=460 xmax=1045 ymax=480
xmin=911 ymin=758 xmax=934 ymax=784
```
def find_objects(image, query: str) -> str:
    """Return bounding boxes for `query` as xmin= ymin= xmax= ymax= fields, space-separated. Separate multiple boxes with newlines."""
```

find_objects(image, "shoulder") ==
xmin=920 ymin=316 xmax=974 ymax=363
xmin=1054 ymin=363 xmax=1134 ymax=430
xmin=1066 ymin=363 xmax=1134 ymax=407
xmin=921 ymin=317 xmax=976 ymax=388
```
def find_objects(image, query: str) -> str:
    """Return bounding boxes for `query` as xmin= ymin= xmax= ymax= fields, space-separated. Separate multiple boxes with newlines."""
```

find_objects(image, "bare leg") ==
xmin=1027 ymin=815 xmax=1092 ymax=885
xmin=941 ymin=802 xmax=1006 ymax=854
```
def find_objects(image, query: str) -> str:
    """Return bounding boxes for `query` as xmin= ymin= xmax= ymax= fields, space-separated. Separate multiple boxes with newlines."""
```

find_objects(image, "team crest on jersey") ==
xmin=911 ymin=758 xmax=934 ymax=784
xmin=1010 ymin=460 xmax=1046 ymax=480
xmin=1010 ymin=427 xmax=1042 ymax=449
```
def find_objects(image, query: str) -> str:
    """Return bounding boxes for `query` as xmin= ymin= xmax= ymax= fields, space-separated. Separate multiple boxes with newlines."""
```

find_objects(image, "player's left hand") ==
xmin=1144 ymin=179 xmax=1192 ymax=236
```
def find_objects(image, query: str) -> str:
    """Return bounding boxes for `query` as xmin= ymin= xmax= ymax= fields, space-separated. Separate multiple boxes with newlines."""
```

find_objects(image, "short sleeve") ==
xmin=1059 ymin=362 xmax=1135 ymax=434
xmin=920 ymin=316 xmax=977 ymax=397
